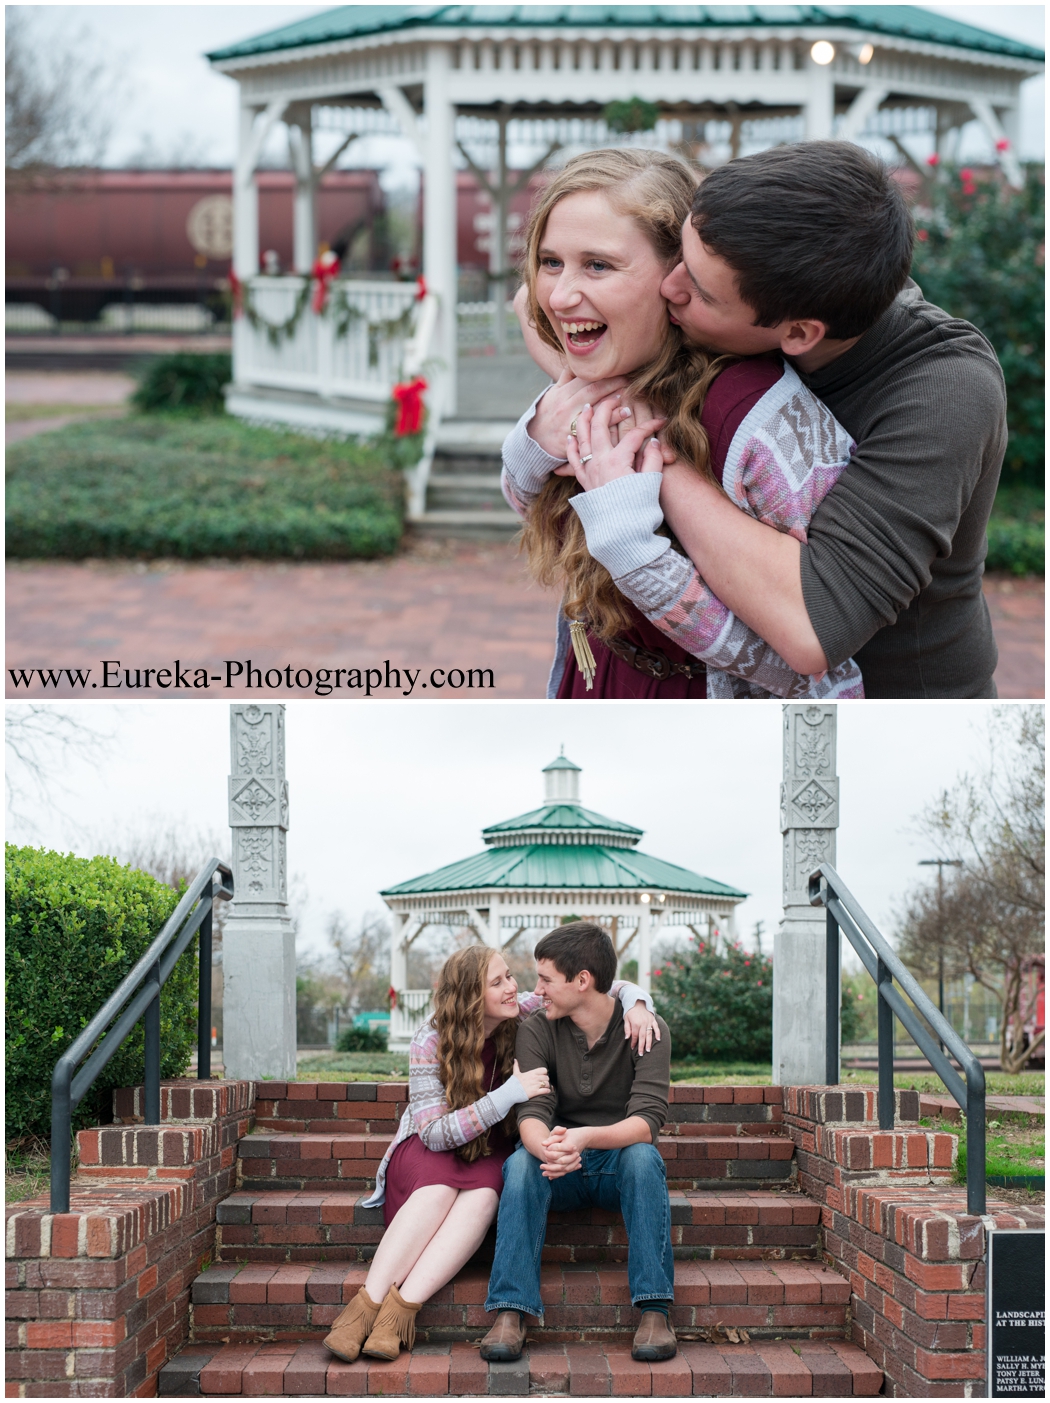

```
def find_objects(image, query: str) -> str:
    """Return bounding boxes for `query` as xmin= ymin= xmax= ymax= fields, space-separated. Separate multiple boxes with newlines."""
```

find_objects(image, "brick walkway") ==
xmin=6 ymin=548 xmax=1041 ymax=699
xmin=5 ymin=541 xmax=560 ymax=700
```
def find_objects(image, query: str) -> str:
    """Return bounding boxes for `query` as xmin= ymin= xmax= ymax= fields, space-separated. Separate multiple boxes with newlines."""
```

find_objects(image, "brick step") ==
xmin=237 ymin=1132 xmax=796 ymax=1194
xmin=161 ymin=1336 xmax=882 ymax=1396
xmin=214 ymin=1188 xmax=821 ymax=1264
xmin=190 ymin=1259 xmax=851 ymax=1347
xmin=250 ymin=1082 xmax=789 ymax=1136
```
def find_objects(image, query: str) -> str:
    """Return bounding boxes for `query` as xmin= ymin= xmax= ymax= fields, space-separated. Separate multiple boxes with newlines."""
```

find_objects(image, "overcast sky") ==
xmin=6 ymin=701 xmax=1028 ymax=976
xmin=13 ymin=3 xmax=1046 ymax=178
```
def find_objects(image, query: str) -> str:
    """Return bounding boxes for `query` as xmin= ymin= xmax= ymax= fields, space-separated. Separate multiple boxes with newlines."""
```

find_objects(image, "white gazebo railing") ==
xmin=226 ymin=278 xmax=445 ymax=511
xmin=232 ymin=277 xmax=423 ymax=408
xmin=390 ymin=989 xmax=434 ymax=1048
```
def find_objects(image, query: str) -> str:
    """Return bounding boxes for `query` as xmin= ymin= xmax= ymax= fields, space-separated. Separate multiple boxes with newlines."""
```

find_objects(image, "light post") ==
xmin=918 ymin=858 xmax=964 ymax=1050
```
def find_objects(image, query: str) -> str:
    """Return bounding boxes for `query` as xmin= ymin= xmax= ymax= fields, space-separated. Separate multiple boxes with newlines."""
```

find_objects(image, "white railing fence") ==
xmin=389 ymin=989 xmax=434 ymax=1047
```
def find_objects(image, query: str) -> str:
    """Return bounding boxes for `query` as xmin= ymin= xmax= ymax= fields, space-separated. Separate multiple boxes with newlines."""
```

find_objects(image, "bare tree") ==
xmin=6 ymin=9 xmax=117 ymax=185
xmin=897 ymin=707 xmax=1044 ymax=1072
xmin=5 ymin=704 xmax=115 ymax=835
xmin=328 ymin=911 xmax=394 ymax=1014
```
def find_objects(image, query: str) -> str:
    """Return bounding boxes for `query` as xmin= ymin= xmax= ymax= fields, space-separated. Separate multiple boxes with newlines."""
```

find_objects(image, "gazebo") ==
xmin=379 ymin=751 xmax=747 ymax=1049
xmin=207 ymin=6 xmax=1042 ymax=519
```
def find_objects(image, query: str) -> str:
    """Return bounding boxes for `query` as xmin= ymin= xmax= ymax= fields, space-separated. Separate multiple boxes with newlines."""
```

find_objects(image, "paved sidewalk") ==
xmin=6 ymin=546 xmax=1042 ymax=700
xmin=6 ymin=541 xmax=560 ymax=700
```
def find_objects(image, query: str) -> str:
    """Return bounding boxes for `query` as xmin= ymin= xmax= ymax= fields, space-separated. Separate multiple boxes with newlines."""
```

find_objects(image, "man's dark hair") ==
xmin=692 ymin=141 xmax=914 ymax=340
xmin=534 ymin=922 xmax=616 ymax=994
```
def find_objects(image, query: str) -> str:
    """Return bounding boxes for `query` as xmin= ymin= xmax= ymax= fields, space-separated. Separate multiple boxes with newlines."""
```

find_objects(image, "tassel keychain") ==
xmin=568 ymin=621 xmax=596 ymax=692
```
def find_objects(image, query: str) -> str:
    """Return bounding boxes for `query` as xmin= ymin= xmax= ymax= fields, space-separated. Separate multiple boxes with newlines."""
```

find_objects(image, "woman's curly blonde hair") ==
xmin=519 ymin=147 xmax=735 ymax=641
xmin=433 ymin=945 xmax=519 ymax=1163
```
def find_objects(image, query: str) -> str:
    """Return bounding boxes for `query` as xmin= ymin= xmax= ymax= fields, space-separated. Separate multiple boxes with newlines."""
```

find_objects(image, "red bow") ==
xmin=388 ymin=986 xmax=398 ymax=1011
xmin=392 ymin=377 xmax=428 ymax=437
xmin=311 ymin=251 xmax=341 ymax=314
xmin=228 ymin=270 xmax=243 ymax=317
xmin=414 ymin=275 xmax=428 ymax=301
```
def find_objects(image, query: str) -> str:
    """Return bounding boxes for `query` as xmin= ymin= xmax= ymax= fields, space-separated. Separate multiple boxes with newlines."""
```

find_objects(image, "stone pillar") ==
xmin=288 ymin=107 xmax=317 ymax=273
xmin=222 ymin=703 xmax=296 ymax=1081
xmin=803 ymin=63 xmax=835 ymax=140
xmin=637 ymin=900 xmax=652 ymax=992
xmin=773 ymin=704 xmax=840 ymax=1086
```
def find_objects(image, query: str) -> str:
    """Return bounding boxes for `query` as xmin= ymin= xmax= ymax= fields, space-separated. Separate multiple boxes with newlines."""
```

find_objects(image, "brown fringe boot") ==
xmin=361 ymin=1284 xmax=423 ymax=1360
xmin=323 ymin=1287 xmax=381 ymax=1362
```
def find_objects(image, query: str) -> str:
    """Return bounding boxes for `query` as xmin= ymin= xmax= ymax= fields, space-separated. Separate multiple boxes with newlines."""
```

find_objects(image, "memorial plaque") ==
xmin=988 ymin=1229 xmax=1045 ymax=1397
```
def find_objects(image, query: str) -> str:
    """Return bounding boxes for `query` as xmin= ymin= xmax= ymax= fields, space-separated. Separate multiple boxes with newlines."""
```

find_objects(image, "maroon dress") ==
xmin=382 ymin=1037 xmax=516 ymax=1226
xmin=557 ymin=356 xmax=784 ymax=699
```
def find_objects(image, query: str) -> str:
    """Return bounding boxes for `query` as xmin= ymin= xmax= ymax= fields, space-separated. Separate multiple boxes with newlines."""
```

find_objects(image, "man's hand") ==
xmin=623 ymin=999 xmax=661 ymax=1056
xmin=539 ymin=1125 xmax=588 ymax=1179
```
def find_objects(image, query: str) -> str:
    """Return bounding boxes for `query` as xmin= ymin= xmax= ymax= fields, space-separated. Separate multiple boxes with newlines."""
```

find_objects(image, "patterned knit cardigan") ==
xmin=361 ymin=981 xmax=652 ymax=1207
xmin=501 ymin=362 xmax=864 ymax=700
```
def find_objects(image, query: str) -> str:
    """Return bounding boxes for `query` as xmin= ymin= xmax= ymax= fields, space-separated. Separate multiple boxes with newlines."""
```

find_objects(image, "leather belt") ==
xmin=604 ymin=634 xmax=706 ymax=681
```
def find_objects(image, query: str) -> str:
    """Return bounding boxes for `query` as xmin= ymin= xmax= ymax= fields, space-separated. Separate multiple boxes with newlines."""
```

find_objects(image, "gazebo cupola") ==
xmin=380 ymin=751 xmax=747 ymax=1048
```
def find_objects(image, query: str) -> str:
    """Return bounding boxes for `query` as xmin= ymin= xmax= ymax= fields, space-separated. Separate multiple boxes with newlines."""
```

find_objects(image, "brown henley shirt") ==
xmin=514 ymin=1000 xmax=671 ymax=1146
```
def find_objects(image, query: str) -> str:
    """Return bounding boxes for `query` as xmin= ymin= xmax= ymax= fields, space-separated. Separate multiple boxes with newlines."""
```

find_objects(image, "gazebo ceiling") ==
xmin=208 ymin=5 xmax=1044 ymax=67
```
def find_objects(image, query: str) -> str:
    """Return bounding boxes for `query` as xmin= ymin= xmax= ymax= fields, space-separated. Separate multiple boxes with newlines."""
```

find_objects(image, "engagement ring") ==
xmin=580 ymin=454 xmax=593 ymax=463
xmin=569 ymin=417 xmax=578 ymax=436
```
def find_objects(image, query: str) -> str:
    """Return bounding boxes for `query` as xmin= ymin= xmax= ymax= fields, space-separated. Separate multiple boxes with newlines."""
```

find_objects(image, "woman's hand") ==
xmin=528 ymin=368 xmax=632 ymax=460
xmin=623 ymin=1001 xmax=661 ymax=1057
xmin=565 ymin=397 xmax=666 ymax=491
xmin=513 ymin=1059 xmax=552 ymax=1100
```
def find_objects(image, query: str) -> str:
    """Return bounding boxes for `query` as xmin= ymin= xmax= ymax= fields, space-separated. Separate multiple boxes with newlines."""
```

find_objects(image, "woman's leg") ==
xmin=399 ymin=1187 xmax=499 ymax=1303
xmin=364 ymin=1185 xmax=458 ymax=1301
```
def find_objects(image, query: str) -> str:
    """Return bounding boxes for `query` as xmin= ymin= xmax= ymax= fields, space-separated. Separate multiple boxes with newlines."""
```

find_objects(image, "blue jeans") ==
xmin=484 ymin=1141 xmax=674 ymax=1320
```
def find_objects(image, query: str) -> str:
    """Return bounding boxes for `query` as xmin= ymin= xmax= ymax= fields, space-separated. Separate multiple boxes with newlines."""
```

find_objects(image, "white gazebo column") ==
xmin=802 ymin=60 xmax=834 ymax=140
xmin=288 ymin=105 xmax=317 ymax=272
xmin=637 ymin=897 xmax=652 ymax=992
xmin=233 ymin=104 xmax=261 ymax=278
xmin=773 ymin=704 xmax=840 ymax=1086
xmin=423 ymin=43 xmax=458 ymax=415
xmin=222 ymin=703 xmax=296 ymax=1080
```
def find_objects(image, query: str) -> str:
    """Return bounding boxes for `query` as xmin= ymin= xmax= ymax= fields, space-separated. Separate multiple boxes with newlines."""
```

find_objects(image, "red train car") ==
xmin=6 ymin=169 xmax=387 ymax=322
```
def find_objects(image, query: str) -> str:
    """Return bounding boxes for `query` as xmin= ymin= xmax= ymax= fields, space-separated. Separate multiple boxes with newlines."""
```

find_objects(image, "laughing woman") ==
xmin=322 ymin=944 xmax=657 ymax=1363
xmin=501 ymin=148 xmax=863 ymax=700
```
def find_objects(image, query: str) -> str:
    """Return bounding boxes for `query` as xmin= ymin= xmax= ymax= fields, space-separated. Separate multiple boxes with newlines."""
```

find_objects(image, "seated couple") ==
xmin=322 ymin=926 xmax=675 ymax=1364
xmin=503 ymin=140 xmax=1007 ymax=700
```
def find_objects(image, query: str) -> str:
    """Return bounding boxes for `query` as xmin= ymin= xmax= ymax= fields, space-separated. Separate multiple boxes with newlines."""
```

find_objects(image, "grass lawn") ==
xmin=6 ymin=413 xmax=404 ymax=560
xmin=669 ymin=1061 xmax=773 ymax=1085
xmin=5 ymin=1137 xmax=53 ymax=1206
xmin=293 ymin=1051 xmax=410 ymax=1081
xmin=842 ymin=1068 xmax=1045 ymax=1099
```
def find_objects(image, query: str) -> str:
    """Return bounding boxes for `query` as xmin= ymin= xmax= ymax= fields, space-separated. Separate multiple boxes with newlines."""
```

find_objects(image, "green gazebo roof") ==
xmin=482 ymin=802 xmax=644 ymax=842
xmin=209 ymin=6 xmax=1044 ymax=65
xmin=379 ymin=841 xmax=748 ymax=898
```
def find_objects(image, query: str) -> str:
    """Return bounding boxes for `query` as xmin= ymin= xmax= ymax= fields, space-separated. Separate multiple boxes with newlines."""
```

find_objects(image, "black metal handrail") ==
xmin=809 ymin=862 xmax=986 ymax=1215
xmin=50 ymin=858 xmax=234 ymax=1213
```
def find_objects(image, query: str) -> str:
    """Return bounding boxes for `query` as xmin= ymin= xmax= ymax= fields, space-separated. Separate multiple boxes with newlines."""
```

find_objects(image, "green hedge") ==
xmin=6 ymin=415 xmax=404 ymax=560
xmin=652 ymin=937 xmax=772 ymax=1063
xmin=335 ymin=1026 xmax=388 ymax=1053
xmin=131 ymin=353 xmax=232 ymax=414
xmin=5 ymin=845 xmax=197 ymax=1142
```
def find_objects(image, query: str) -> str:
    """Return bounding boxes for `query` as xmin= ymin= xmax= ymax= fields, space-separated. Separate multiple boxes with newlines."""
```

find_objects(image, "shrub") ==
xmin=5 ymin=844 xmax=197 ymax=1141
xmin=335 ymin=1026 xmax=388 ymax=1053
xmin=652 ymin=937 xmax=772 ymax=1062
xmin=911 ymin=165 xmax=1044 ymax=489
xmin=6 ymin=415 xmax=404 ymax=560
xmin=131 ymin=353 xmax=232 ymax=414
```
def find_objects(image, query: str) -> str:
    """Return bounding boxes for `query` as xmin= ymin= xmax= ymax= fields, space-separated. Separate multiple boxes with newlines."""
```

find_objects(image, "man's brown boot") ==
xmin=479 ymin=1310 xmax=527 ymax=1362
xmin=323 ymin=1287 xmax=381 ymax=1362
xmin=631 ymin=1309 xmax=677 ymax=1361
